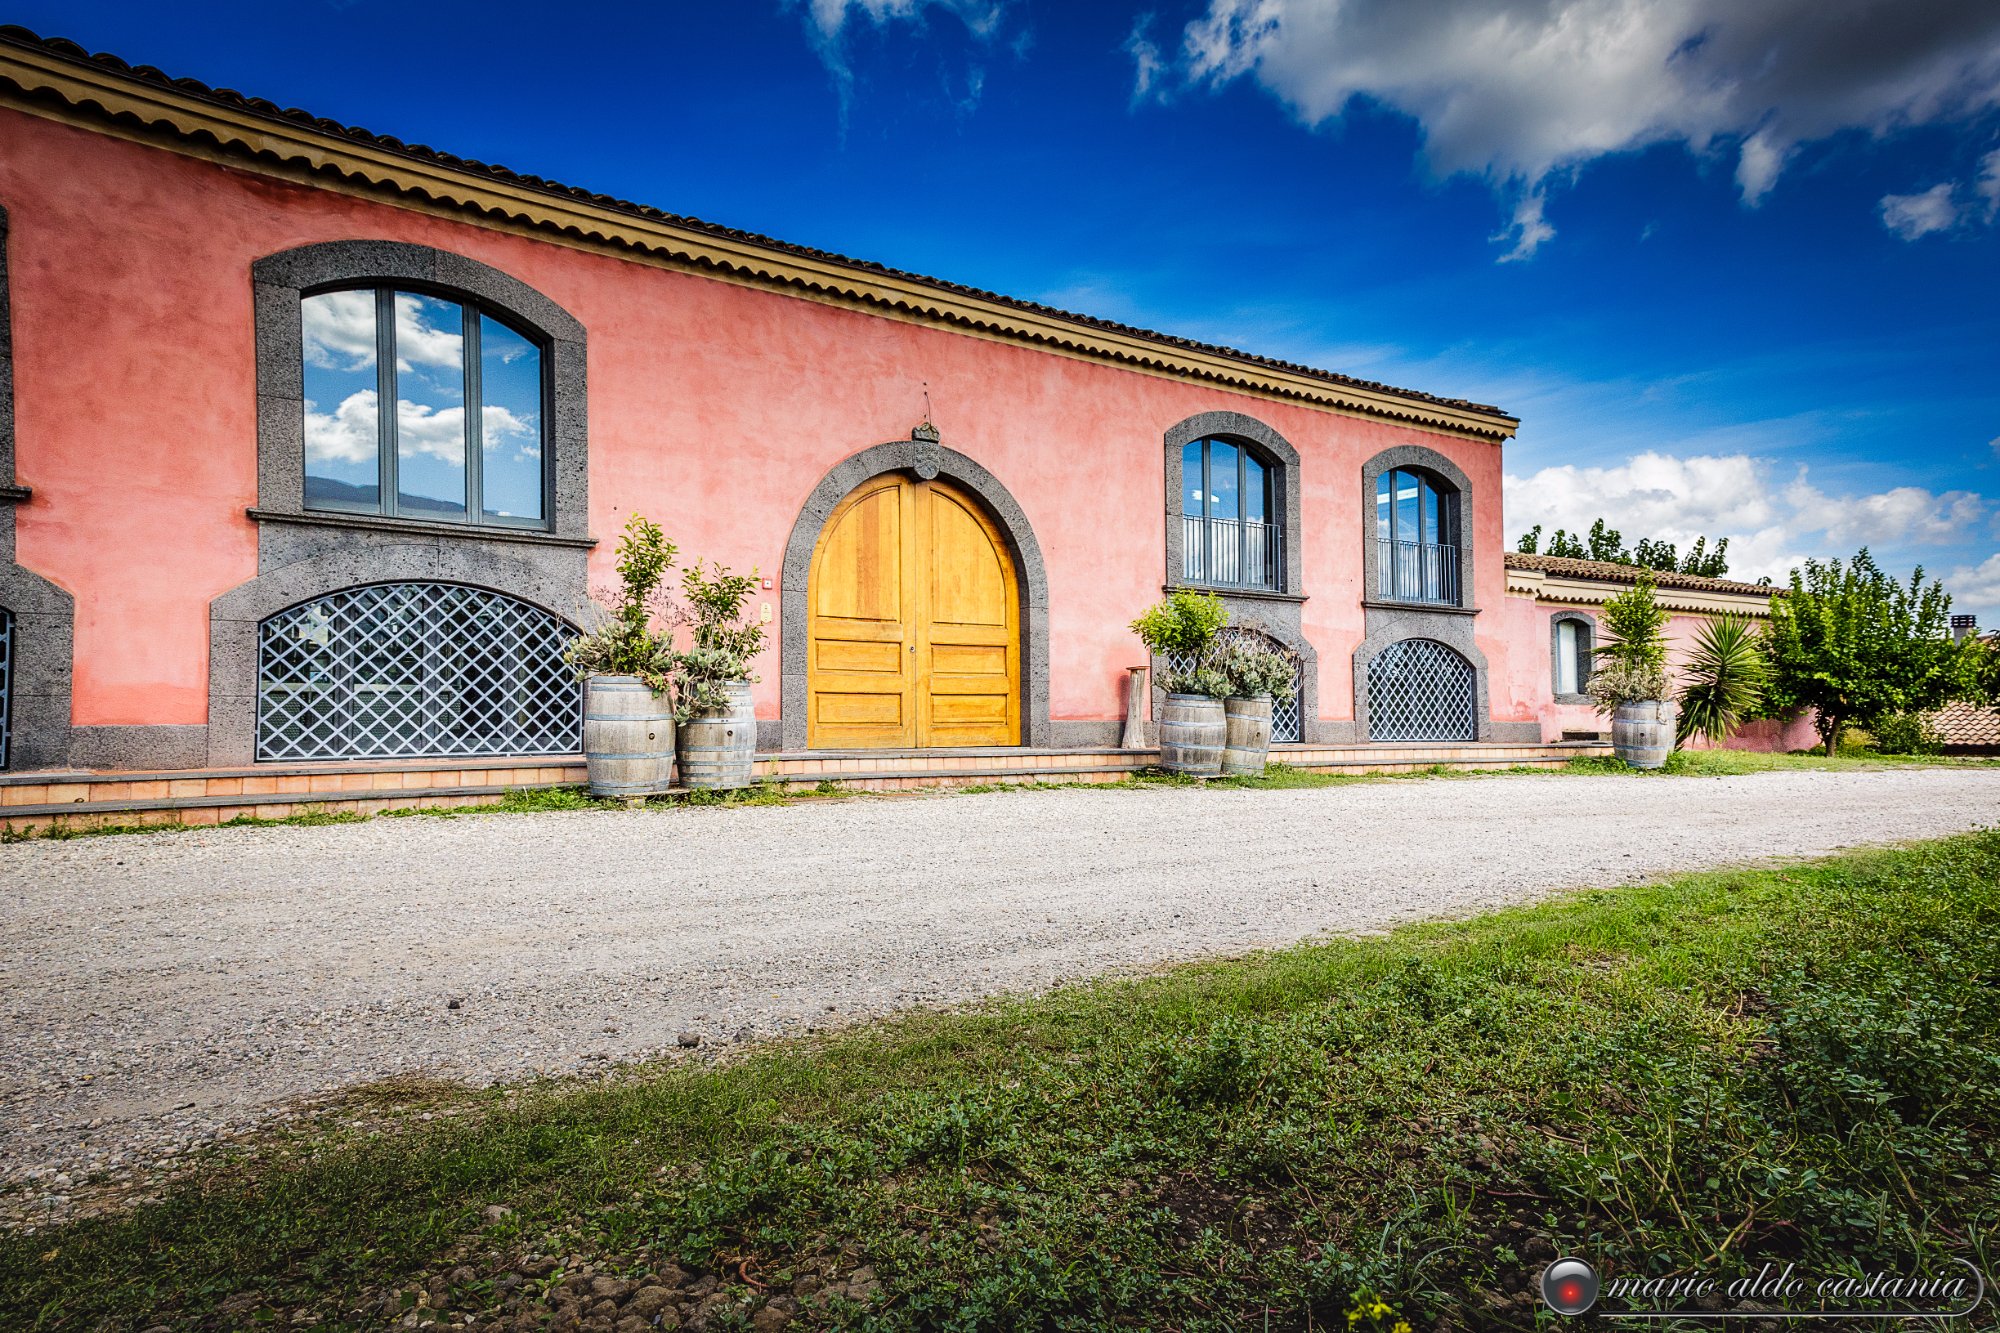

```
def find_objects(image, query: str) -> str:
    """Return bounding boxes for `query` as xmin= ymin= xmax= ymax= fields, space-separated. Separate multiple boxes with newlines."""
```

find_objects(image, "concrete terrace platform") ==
xmin=0 ymin=741 xmax=1613 ymax=833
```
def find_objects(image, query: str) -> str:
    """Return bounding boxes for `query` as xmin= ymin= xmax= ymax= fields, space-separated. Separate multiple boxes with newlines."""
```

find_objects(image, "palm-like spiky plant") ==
xmin=1676 ymin=614 xmax=1769 ymax=745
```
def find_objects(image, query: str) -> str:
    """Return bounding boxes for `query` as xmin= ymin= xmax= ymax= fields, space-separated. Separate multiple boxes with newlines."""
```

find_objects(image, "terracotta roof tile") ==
xmin=0 ymin=25 xmax=1513 ymax=428
xmin=1931 ymin=701 xmax=2000 ymax=750
xmin=1503 ymin=551 xmax=1777 ymax=597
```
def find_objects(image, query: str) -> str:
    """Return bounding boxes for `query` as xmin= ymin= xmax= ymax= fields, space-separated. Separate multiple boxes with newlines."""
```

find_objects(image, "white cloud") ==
xmin=304 ymin=389 xmax=380 ymax=466
xmin=302 ymin=290 xmax=376 ymax=373
xmin=303 ymin=290 xmax=467 ymax=373
xmin=792 ymin=0 xmax=1007 ymax=111
xmin=1505 ymin=450 xmax=1989 ymax=582
xmin=304 ymin=390 xmax=534 ymax=468
xmin=1125 ymin=17 xmax=1167 ymax=106
xmin=391 ymin=294 xmax=465 ymax=374
xmin=1945 ymin=552 xmax=2000 ymax=615
xmin=1978 ymin=147 xmax=2000 ymax=218
xmin=1164 ymin=0 xmax=2000 ymax=256
xmin=1880 ymin=182 xmax=1962 ymax=239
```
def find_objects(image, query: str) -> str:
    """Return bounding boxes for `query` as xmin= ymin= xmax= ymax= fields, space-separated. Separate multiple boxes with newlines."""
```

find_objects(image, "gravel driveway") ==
xmin=3 ymin=767 xmax=1995 ymax=1217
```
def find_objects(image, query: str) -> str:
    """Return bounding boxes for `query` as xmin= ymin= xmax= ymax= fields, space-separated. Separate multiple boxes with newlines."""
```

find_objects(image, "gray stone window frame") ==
xmin=0 ymin=201 xmax=77 ymax=771
xmin=1156 ymin=412 xmax=1319 ymax=740
xmin=778 ymin=439 xmax=1051 ymax=754
xmin=1360 ymin=444 xmax=1474 ymax=611
xmin=1163 ymin=411 xmax=1303 ymax=597
xmin=251 ymin=240 xmax=589 ymax=543
xmin=1350 ymin=444 xmax=1542 ymax=743
xmin=1550 ymin=610 xmax=1596 ymax=704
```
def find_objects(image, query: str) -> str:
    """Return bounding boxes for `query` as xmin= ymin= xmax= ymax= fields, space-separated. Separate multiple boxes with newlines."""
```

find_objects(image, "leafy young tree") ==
xmin=1585 ymin=572 xmax=1672 ymax=712
xmin=1761 ymin=549 xmax=1964 ymax=756
xmin=564 ymin=513 xmax=677 ymax=694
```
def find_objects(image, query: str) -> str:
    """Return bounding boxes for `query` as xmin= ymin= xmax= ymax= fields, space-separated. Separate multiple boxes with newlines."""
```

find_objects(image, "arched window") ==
xmin=1551 ymin=613 xmax=1595 ymax=702
xmin=1367 ymin=638 xmax=1476 ymax=741
xmin=1374 ymin=467 xmax=1460 ymax=605
xmin=1181 ymin=436 xmax=1279 ymax=590
xmin=256 ymin=582 xmax=580 ymax=761
xmin=302 ymin=287 xmax=548 ymax=528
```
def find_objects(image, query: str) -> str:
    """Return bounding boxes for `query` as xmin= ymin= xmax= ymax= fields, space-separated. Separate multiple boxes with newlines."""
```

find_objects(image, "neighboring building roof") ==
xmin=1931 ymin=700 xmax=2000 ymax=751
xmin=1504 ymin=551 xmax=1777 ymax=597
xmin=0 ymin=25 xmax=1519 ymax=442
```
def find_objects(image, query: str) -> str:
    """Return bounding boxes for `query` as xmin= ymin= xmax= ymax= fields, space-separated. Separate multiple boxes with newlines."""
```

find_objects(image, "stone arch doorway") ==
xmin=806 ymin=473 xmax=1020 ymax=748
xmin=780 ymin=440 xmax=1050 ymax=751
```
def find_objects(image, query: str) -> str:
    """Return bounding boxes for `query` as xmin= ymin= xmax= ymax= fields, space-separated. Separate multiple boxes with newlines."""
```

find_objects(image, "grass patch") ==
xmin=7 ymin=833 xmax=2000 ymax=1330
xmin=1563 ymin=747 xmax=2000 ymax=778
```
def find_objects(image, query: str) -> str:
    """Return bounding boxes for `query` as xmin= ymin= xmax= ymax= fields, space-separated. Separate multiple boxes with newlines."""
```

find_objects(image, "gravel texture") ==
xmin=2 ymin=768 xmax=1994 ymax=1224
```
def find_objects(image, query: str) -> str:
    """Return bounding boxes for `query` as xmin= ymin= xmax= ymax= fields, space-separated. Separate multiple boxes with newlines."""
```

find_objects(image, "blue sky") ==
xmin=23 ymin=0 xmax=2000 ymax=618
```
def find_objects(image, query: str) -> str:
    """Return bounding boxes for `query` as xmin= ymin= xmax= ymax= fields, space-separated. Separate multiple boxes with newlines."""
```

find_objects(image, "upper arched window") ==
xmin=302 ymin=286 xmax=547 ymax=528
xmin=1181 ymin=436 xmax=1279 ymax=590
xmin=1374 ymin=467 xmax=1460 ymax=605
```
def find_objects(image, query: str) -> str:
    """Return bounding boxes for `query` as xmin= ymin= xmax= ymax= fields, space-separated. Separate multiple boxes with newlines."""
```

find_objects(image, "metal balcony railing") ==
xmin=1182 ymin=515 xmax=1282 ymax=590
xmin=1376 ymin=539 xmax=1461 ymax=606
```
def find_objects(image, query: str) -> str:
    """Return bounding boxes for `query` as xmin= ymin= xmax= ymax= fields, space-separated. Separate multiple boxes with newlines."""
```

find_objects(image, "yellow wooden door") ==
xmin=807 ymin=475 xmax=1019 ymax=749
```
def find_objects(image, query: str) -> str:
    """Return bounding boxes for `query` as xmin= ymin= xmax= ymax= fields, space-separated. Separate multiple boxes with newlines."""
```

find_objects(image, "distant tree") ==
xmin=1761 ymin=549 xmax=1965 ymax=756
xmin=1962 ymin=635 xmax=2000 ymax=708
xmin=1515 ymin=520 xmax=1730 ymax=576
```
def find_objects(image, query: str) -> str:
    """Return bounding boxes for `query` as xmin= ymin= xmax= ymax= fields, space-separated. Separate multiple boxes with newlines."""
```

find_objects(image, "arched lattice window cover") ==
xmin=256 ymin=583 xmax=581 ymax=761
xmin=1367 ymin=638 xmax=1476 ymax=742
xmin=1165 ymin=627 xmax=1305 ymax=742
xmin=0 ymin=608 xmax=13 ymax=769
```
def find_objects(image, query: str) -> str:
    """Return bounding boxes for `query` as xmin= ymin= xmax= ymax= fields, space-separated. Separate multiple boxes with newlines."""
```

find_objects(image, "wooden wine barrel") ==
xmin=1221 ymin=695 xmax=1274 ymax=776
xmin=583 ymin=675 xmax=675 ymax=797
xmin=1158 ymin=693 xmax=1226 ymax=776
xmin=1612 ymin=699 xmax=1677 ymax=770
xmin=677 ymin=679 xmax=757 ymax=790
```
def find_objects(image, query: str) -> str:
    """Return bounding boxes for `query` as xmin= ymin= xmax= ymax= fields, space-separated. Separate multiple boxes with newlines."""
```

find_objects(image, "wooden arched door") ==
xmin=807 ymin=474 xmax=1021 ymax=748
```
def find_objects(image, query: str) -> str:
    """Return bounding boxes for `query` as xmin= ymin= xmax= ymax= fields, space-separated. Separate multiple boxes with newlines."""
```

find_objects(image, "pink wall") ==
xmin=1504 ymin=598 xmax=1818 ymax=750
xmin=1 ymin=107 xmax=1529 ymax=737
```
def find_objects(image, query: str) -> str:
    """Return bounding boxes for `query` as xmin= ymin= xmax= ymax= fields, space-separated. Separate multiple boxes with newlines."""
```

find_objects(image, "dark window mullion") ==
xmin=377 ymin=288 xmax=399 ymax=518
xmin=464 ymin=306 xmax=484 ymax=525
xmin=1236 ymin=448 xmax=1248 ymax=589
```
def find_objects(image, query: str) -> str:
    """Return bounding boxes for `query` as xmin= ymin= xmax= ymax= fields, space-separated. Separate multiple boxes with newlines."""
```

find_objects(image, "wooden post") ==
xmin=1120 ymin=665 xmax=1149 ymax=749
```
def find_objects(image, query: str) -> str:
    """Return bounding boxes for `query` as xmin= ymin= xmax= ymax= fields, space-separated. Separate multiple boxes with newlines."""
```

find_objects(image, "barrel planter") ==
xmin=583 ymin=675 xmax=675 ymax=798
xmin=1612 ymin=699 xmax=1677 ymax=770
xmin=677 ymin=679 xmax=757 ymax=791
xmin=1158 ymin=693 xmax=1226 ymax=776
xmin=1221 ymin=694 xmax=1274 ymax=776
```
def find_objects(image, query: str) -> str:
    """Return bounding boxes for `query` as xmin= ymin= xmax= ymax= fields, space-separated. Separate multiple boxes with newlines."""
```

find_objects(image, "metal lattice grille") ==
xmin=1367 ymin=638 xmax=1475 ymax=742
xmin=257 ymin=583 xmax=581 ymax=762
xmin=1165 ymin=627 xmax=1304 ymax=743
xmin=0 ymin=608 xmax=12 ymax=770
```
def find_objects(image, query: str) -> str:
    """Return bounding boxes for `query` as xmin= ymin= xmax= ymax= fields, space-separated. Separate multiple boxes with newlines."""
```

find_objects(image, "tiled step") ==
xmin=0 ymin=742 xmax=1611 ymax=833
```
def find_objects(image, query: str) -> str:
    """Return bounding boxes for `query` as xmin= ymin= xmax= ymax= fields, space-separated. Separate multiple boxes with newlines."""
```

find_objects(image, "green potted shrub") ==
xmin=1585 ymin=572 xmax=1675 ymax=768
xmin=565 ymin=515 xmax=678 ymax=798
xmin=1217 ymin=639 xmax=1298 ymax=775
xmin=671 ymin=559 xmax=767 ymax=790
xmin=1130 ymin=590 xmax=1230 ymax=775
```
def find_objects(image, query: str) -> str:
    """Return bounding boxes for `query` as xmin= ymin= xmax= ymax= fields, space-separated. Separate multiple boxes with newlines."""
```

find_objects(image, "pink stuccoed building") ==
xmin=0 ymin=29 xmax=1806 ymax=824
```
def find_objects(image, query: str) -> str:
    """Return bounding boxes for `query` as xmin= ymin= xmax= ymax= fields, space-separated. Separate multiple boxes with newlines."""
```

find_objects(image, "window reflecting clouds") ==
xmin=299 ymin=286 xmax=547 ymax=528
xmin=302 ymin=290 xmax=381 ymax=511
xmin=394 ymin=293 xmax=468 ymax=519
xmin=478 ymin=315 xmax=544 ymax=524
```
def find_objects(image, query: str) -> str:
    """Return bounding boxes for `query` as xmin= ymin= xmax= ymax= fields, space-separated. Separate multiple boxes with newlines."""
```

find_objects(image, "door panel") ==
xmin=807 ymin=475 xmax=1019 ymax=748
xmin=807 ymin=477 xmax=916 ymax=747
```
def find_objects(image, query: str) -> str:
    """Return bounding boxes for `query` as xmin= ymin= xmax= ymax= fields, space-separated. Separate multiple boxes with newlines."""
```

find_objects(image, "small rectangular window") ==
xmin=1556 ymin=620 xmax=1579 ymax=694
xmin=393 ymin=293 xmax=469 ymax=519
